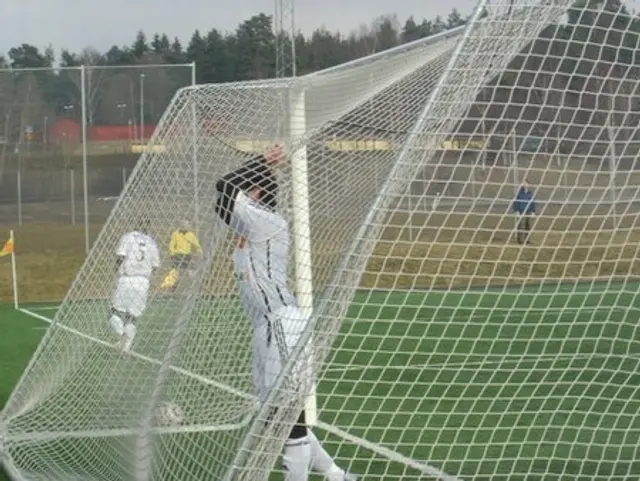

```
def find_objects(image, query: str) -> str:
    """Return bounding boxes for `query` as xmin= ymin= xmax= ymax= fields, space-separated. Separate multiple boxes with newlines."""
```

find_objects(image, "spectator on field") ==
xmin=513 ymin=179 xmax=536 ymax=245
xmin=161 ymin=220 xmax=202 ymax=291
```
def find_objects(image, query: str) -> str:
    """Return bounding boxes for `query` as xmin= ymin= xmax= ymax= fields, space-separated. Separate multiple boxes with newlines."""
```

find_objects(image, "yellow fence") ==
xmin=128 ymin=138 xmax=489 ymax=154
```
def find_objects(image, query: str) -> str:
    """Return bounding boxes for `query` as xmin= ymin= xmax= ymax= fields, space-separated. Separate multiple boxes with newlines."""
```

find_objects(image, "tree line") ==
xmin=0 ymin=9 xmax=467 ymax=133
xmin=1 ymin=10 xmax=468 ymax=82
xmin=0 ymin=0 xmax=637 ymax=158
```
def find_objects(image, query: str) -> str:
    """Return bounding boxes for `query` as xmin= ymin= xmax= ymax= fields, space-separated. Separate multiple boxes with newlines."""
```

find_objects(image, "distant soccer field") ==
xmin=1 ymin=282 xmax=639 ymax=480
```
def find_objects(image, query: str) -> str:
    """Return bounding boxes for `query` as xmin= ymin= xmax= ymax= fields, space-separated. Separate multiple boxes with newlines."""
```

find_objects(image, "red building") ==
xmin=48 ymin=118 xmax=81 ymax=144
xmin=47 ymin=119 xmax=156 ymax=144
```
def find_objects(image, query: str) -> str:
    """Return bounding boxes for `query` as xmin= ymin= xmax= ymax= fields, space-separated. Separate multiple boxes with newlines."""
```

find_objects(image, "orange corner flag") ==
xmin=0 ymin=236 xmax=14 ymax=257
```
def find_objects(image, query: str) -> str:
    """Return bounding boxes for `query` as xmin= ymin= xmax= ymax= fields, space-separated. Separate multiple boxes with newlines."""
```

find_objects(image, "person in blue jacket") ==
xmin=513 ymin=179 xmax=536 ymax=244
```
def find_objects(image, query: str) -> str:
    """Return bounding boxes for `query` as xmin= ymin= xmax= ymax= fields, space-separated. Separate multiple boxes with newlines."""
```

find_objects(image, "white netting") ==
xmin=2 ymin=1 xmax=639 ymax=480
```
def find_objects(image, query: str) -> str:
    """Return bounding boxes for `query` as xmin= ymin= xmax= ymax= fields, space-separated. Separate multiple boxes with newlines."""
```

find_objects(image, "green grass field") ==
xmin=1 ymin=281 xmax=639 ymax=480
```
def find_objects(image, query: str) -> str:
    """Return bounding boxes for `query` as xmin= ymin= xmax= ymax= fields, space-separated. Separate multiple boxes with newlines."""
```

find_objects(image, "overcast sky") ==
xmin=0 ymin=0 xmax=478 ymax=55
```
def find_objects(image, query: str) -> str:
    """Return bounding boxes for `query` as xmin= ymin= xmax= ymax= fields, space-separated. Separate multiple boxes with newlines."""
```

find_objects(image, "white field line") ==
xmin=24 ymin=305 xmax=60 ymax=312
xmin=322 ymin=352 xmax=636 ymax=374
xmin=340 ymin=306 xmax=628 ymax=325
xmin=316 ymin=421 xmax=464 ymax=481
xmin=17 ymin=307 xmax=459 ymax=479
xmin=18 ymin=308 xmax=255 ymax=403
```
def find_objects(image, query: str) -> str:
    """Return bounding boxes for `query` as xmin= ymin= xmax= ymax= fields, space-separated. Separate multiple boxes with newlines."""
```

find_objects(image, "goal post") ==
xmin=3 ymin=1 xmax=640 ymax=481
xmin=288 ymin=85 xmax=318 ymax=425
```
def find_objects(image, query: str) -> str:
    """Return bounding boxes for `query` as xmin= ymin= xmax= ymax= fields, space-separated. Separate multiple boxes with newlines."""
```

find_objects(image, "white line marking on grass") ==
xmin=25 ymin=305 xmax=60 ymax=312
xmin=18 ymin=308 xmax=257 ymax=404
xmin=322 ymin=353 xmax=633 ymax=375
xmin=340 ymin=306 xmax=628 ymax=324
xmin=316 ymin=420 xmax=464 ymax=481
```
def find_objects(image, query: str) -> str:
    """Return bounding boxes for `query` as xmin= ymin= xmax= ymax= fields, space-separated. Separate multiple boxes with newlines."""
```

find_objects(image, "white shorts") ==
xmin=252 ymin=305 xmax=314 ymax=403
xmin=111 ymin=276 xmax=150 ymax=319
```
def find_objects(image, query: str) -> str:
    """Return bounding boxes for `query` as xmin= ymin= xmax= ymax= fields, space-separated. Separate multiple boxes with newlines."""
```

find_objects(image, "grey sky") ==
xmin=1 ymin=0 xmax=477 ymax=55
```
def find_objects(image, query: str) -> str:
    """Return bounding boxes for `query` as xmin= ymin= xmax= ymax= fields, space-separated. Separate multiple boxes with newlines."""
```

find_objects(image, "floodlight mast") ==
xmin=274 ymin=0 xmax=297 ymax=78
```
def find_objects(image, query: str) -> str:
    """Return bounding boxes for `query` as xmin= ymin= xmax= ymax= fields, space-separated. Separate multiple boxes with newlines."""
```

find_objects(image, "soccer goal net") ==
xmin=2 ymin=0 xmax=639 ymax=480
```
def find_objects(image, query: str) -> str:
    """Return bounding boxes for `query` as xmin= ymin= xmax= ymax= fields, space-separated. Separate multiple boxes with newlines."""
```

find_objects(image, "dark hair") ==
xmin=215 ymin=155 xmax=278 ymax=225
xmin=248 ymin=168 xmax=278 ymax=209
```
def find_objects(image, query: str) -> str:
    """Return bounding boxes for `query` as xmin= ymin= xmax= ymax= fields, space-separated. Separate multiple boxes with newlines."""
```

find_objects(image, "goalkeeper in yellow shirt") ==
xmin=161 ymin=221 xmax=202 ymax=291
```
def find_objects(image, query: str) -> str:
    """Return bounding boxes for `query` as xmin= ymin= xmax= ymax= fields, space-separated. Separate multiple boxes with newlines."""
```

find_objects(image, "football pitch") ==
xmin=1 ymin=282 xmax=639 ymax=480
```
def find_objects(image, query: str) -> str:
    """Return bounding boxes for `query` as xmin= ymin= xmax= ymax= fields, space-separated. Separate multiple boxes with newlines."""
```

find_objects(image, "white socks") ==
xmin=308 ymin=430 xmax=345 ymax=479
xmin=109 ymin=314 xmax=124 ymax=335
xmin=282 ymin=431 xmax=345 ymax=481
xmin=122 ymin=323 xmax=136 ymax=351
xmin=283 ymin=437 xmax=311 ymax=481
xmin=109 ymin=313 xmax=136 ymax=352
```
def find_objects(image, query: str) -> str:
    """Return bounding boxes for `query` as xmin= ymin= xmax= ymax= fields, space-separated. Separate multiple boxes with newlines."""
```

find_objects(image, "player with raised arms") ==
xmin=108 ymin=219 xmax=160 ymax=352
xmin=217 ymin=146 xmax=357 ymax=481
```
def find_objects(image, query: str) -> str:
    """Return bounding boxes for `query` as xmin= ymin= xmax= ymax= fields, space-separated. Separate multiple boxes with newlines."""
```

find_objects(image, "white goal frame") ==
xmin=2 ymin=22 xmax=471 ymax=481
xmin=5 ymin=0 xmax=637 ymax=479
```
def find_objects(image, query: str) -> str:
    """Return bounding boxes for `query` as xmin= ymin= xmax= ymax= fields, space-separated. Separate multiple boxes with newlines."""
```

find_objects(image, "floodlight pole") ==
xmin=80 ymin=66 xmax=90 ymax=254
xmin=290 ymin=0 xmax=297 ymax=77
xmin=606 ymin=88 xmax=618 ymax=229
xmin=191 ymin=62 xmax=199 ymax=234
xmin=140 ymin=73 xmax=145 ymax=142
xmin=275 ymin=0 xmax=296 ymax=78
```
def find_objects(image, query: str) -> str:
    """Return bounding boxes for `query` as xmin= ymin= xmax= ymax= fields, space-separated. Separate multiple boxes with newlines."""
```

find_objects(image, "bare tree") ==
xmin=66 ymin=47 xmax=108 ymax=126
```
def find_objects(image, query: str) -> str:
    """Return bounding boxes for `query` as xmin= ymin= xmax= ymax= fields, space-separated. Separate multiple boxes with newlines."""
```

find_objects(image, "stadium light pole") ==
xmin=116 ymin=103 xmax=127 ymax=124
xmin=191 ymin=62 xmax=198 ymax=234
xmin=290 ymin=0 xmax=297 ymax=77
xmin=80 ymin=66 xmax=90 ymax=254
xmin=606 ymin=82 xmax=618 ymax=228
xmin=140 ymin=73 xmax=145 ymax=142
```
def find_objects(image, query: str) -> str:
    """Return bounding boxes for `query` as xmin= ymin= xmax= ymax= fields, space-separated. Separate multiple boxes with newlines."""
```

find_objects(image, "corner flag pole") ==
xmin=10 ymin=230 xmax=18 ymax=309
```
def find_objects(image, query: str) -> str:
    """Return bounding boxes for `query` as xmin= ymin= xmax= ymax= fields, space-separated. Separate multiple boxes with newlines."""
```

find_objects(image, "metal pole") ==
xmin=289 ymin=87 xmax=317 ymax=424
xmin=81 ymin=65 xmax=90 ymax=254
xmin=607 ymin=111 xmax=617 ymax=227
xmin=71 ymin=169 xmax=76 ymax=225
xmin=140 ymin=73 xmax=145 ymax=142
xmin=10 ymin=230 xmax=18 ymax=309
xmin=275 ymin=0 xmax=282 ymax=75
xmin=191 ymin=62 xmax=199 ymax=234
xmin=290 ymin=0 xmax=297 ymax=77
xmin=607 ymin=83 xmax=617 ymax=229
xmin=43 ymin=116 xmax=48 ymax=151
xmin=16 ymin=162 xmax=22 ymax=226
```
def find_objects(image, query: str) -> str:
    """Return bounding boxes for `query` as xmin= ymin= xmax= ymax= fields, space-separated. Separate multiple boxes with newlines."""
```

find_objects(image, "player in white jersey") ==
xmin=233 ymin=236 xmax=270 ymax=397
xmin=219 ymin=147 xmax=357 ymax=481
xmin=109 ymin=220 xmax=160 ymax=352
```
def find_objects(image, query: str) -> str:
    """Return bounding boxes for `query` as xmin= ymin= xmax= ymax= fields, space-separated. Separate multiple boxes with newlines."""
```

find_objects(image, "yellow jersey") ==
xmin=169 ymin=230 xmax=202 ymax=256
